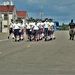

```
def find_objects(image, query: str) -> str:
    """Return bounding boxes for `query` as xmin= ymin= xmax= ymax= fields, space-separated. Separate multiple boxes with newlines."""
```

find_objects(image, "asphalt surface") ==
xmin=0 ymin=31 xmax=75 ymax=75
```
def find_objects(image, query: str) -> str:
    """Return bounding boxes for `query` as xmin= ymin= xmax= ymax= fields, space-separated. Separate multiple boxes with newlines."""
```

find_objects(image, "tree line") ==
xmin=59 ymin=23 xmax=69 ymax=30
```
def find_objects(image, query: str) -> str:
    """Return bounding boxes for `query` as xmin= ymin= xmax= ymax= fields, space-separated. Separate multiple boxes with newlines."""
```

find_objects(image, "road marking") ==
xmin=27 ymin=45 xmax=30 ymax=48
xmin=0 ymin=39 xmax=8 ymax=42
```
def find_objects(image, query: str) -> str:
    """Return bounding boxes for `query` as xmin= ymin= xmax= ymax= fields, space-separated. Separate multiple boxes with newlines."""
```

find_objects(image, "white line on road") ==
xmin=0 ymin=39 xmax=8 ymax=42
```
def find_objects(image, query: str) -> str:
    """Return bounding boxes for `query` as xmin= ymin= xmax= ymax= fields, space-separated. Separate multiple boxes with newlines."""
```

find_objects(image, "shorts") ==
xmin=26 ymin=29 xmax=30 ymax=35
xmin=34 ymin=30 xmax=38 ymax=36
xmin=9 ymin=28 xmax=13 ymax=34
xmin=21 ymin=30 xmax=24 ymax=35
xmin=39 ymin=28 xmax=43 ymax=34
xmin=50 ymin=30 xmax=54 ymax=34
xmin=48 ymin=30 xmax=51 ymax=35
xmin=14 ymin=29 xmax=20 ymax=36
xmin=44 ymin=28 xmax=48 ymax=35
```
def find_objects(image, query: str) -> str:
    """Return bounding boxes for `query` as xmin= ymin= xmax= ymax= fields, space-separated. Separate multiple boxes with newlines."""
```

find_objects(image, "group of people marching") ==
xmin=8 ymin=19 xmax=56 ymax=42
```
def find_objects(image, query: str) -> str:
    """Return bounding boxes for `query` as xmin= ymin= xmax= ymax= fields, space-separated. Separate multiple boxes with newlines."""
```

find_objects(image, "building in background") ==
xmin=17 ymin=11 xmax=28 ymax=24
xmin=0 ymin=5 xmax=17 ymax=33
xmin=0 ymin=0 xmax=28 ymax=33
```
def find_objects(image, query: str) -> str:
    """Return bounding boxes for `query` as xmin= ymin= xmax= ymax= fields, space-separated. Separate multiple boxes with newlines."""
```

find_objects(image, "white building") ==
xmin=0 ymin=5 xmax=17 ymax=33
xmin=0 ymin=0 xmax=28 ymax=33
xmin=17 ymin=11 xmax=28 ymax=24
xmin=0 ymin=0 xmax=17 ymax=33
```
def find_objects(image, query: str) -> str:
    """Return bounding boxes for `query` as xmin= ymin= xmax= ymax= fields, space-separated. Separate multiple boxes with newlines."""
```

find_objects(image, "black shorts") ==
xmin=9 ymin=28 xmax=13 ymax=34
xmin=14 ymin=29 xmax=20 ymax=36
xmin=26 ymin=29 xmax=30 ymax=35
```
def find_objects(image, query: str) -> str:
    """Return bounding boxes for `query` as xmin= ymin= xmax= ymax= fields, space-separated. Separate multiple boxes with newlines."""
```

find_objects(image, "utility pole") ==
xmin=0 ymin=12 xmax=2 ymax=32
xmin=6 ymin=0 xmax=10 ymax=38
xmin=40 ymin=12 xmax=44 ymax=20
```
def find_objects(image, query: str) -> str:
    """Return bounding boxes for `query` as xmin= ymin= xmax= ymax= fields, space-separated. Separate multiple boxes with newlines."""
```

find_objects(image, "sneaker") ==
xmin=53 ymin=37 xmax=56 ymax=40
xmin=69 ymin=37 xmax=71 ymax=40
xmin=72 ymin=38 xmax=74 ymax=40
xmin=37 ymin=39 xmax=39 ymax=41
xmin=8 ymin=36 xmax=9 ymax=39
xmin=50 ymin=38 xmax=52 ymax=40
xmin=22 ymin=38 xmax=24 ymax=40
xmin=18 ymin=40 xmax=20 ymax=42
xmin=12 ymin=37 xmax=14 ymax=39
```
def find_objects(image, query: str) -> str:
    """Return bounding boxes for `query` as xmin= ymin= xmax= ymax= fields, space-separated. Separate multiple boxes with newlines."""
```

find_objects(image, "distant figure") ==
xmin=49 ymin=19 xmax=55 ymax=40
xmin=20 ymin=20 xmax=25 ymax=40
xmin=8 ymin=19 xmax=14 ymax=39
xmin=68 ymin=19 xmax=75 ymax=40
xmin=13 ymin=20 xmax=21 ymax=42
xmin=44 ymin=19 xmax=49 ymax=41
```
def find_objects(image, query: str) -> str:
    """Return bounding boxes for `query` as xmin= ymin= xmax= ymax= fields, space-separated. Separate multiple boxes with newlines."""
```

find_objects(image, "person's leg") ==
xmin=26 ymin=29 xmax=30 ymax=41
xmin=69 ymin=29 xmax=72 ymax=40
xmin=71 ymin=29 xmax=74 ymax=40
xmin=21 ymin=30 xmax=24 ymax=40
xmin=16 ymin=29 xmax=20 ymax=42
xmin=44 ymin=28 xmax=48 ymax=41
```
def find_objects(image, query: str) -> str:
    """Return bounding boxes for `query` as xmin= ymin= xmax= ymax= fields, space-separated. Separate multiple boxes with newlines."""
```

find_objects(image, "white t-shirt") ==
xmin=44 ymin=22 xmax=49 ymax=28
xmin=37 ymin=22 xmax=40 ymax=27
xmin=25 ymin=23 xmax=30 ymax=29
xmin=49 ymin=22 xmax=54 ymax=26
xmin=49 ymin=22 xmax=54 ymax=30
xmin=21 ymin=23 xmax=25 ymax=28
xmin=10 ymin=23 xmax=14 ymax=28
xmin=13 ymin=23 xmax=21 ymax=29
xmin=34 ymin=25 xmax=39 ymax=30
xmin=40 ymin=22 xmax=44 ymax=28
xmin=29 ymin=22 xmax=35 ymax=28
xmin=37 ymin=22 xmax=44 ymax=28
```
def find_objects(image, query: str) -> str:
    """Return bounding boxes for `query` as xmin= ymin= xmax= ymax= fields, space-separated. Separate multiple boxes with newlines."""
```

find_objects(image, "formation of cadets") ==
xmin=8 ymin=18 xmax=56 ymax=42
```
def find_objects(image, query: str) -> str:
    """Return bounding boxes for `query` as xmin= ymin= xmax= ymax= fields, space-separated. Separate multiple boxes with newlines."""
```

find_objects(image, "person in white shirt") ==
xmin=25 ymin=21 xmax=31 ymax=41
xmin=13 ymin=20 xmax=21 ymax=42
xmin=28 ymin=21 xmax=36 ymax=41
xmin=33 ymin=22 xmax=39 ymax=41
xmin=37 ymin=20 xmax=44 ymax=40
xmin=49 ymin=19 xmax=55 ymax=39
xmin=8 ymin=20 xmax=14 ymax=39
xmin=20 ymin=20 xmax=25 ymax=40
xmin=29 ymin=21 xmax=35 ymax=33
xmin=44 ymin=19 xmax=49 ymax=41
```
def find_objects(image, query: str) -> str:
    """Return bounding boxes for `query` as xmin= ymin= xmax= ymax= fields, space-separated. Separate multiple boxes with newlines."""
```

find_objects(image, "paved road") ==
xmin=0 ymin=31 xmax=75 ymax=75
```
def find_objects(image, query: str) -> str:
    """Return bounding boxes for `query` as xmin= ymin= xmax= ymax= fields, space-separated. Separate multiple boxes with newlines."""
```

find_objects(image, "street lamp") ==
xmin=6 ymin=0 xmax=10 ymax=39
xmin=7 ymin=4 xmax=9 ymax=27
xmin=0 ymin=12 xmax=2 ymax=32
xmin=40 ymin=12 xmax=44 ymax=20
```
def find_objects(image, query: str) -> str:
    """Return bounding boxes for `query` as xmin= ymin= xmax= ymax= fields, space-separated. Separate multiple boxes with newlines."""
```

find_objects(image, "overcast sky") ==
xmin=0 ymin=0 xmax=75 ymax=24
